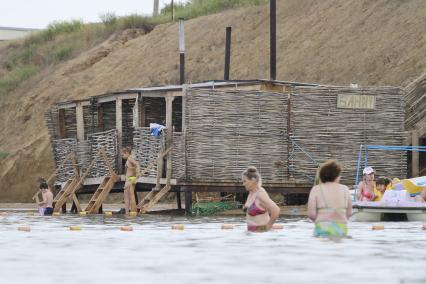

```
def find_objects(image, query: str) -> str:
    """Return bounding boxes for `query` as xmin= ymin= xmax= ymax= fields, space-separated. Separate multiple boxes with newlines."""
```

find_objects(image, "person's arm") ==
xmin=38 ymin=193 xmax=47 ymax=206
xmin=307 ymin=187 xmax=317 ymax=221
xmin=346 ymin=188 xmax=353 ymax=218
xmin=128 ymin=157 xmax=140 ymax=178
xmin=257 ymin=191 xmax=280 ymax=230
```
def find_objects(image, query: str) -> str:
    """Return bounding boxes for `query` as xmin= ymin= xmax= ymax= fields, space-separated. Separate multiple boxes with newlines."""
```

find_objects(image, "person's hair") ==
xmin=242 ymin=166 xmax=261 ymax=184
xmin=376 ymin=177 xmax=386 ymax=186
xmin=384 ymin=177 xmax=391 ymax=187
xmin=122 ymin=147 xmax=132 ymax=154
xmin=39 ymin=182 xmax=48 ymax=189
xmin=319 ymin=160 xmax=341 ymax=183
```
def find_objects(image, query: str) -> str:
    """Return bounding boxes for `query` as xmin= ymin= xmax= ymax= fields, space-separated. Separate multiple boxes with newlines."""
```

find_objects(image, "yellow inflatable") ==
xmin=401 ymin=176 xmax=426 ymax=196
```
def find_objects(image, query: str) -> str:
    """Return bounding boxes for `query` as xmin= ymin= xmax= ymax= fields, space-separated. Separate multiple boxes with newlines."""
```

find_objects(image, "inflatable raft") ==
xmin=351 ymin=185 xmax=426 ymax=222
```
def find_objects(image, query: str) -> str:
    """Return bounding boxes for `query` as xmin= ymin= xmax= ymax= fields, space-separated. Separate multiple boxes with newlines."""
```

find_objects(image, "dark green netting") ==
xmin=192 ymin=201 xmax=241 ymax=215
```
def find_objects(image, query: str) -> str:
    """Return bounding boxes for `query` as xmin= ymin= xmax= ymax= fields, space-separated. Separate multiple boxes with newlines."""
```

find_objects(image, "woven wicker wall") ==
xmin=290 ymin=86 xmax=406 ymax=185
xmin=88 ymin=129 xmax=118 ymax=177
xmin=184 ymin=86 xmax=406 ymax=185
xmin=133 ymin=127 xmax=165 ymax=177
xmin=172 ymin=132 xmax=185 ymax=179
xmin=122 ymin=99 xmax=135 ymax=149
xmin=405 ymin=73 xmax=426 ymax=131
xmin=185 ymin=88 xmax=288 ymax=182
xmin=52 ymin=138 xmax=77 ymax=182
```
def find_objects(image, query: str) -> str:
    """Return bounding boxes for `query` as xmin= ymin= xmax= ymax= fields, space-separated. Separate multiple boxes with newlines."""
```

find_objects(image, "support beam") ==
xmin=166 ymin=96 xmax=174 ymax=185
xmin=116 ymin=98 xmax=123 ymax=173
xmin=185 ymin=190 xmax=192 ymax=215
xmin=412 ymin=130 xmax=420 ymax=177
xmin=133 ymin=96 xmax=140 ymax=128
xmin=76 ymin=102 xmax=85 ymax=141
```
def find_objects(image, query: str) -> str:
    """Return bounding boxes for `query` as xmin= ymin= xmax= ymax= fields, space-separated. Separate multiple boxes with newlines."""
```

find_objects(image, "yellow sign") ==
xmin=337 ymin=94 xmax=376 ymax=109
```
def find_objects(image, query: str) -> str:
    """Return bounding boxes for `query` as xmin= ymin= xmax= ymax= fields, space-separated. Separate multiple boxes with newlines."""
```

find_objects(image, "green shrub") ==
xmin=0 ymin=152 xmax=10 ymax=160
xmin=53 ymin=44 xmax=75 ymax=61
xmin=0 ymin=65 xmax=39 ymax=96
xmin=161 ymin=0 xmax=268 ymax=20
xmin=25 ymin=20 xmax=83 ymax=46
xmin=100 ymin=12 xmax=118 ymax=26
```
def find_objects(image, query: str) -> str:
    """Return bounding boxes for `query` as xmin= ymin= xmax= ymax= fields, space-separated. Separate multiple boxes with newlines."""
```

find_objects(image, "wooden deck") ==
xmin=63 ymin=176 xmax=312 ymax=214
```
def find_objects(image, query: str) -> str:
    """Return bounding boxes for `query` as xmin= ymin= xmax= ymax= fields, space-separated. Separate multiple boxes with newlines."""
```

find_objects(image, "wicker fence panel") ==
xmin=185 ymin=88 xmax=288 ymax=182
xmin=52 ymin=138 xmax=77 ymax=183
xmin=88 ymin=129 xmax=118 ymax=177
xmin=133 ymin=127 xmax=165 ymax=177
xmin=291 ymin=86 xmax=406 ymax=186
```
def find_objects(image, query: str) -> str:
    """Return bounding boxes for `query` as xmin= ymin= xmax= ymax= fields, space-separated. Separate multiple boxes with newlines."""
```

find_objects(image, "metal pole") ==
xmin=354 ymin=144 xmax=363 ymax=201
xmin=270 ymin=0 xmax=277 ymax=80
xmin=171 ymin=0 xmax=175 ymax=21
xmin=224 ymin=26 xmax=232 ymax=80
xmin=179 ymin=18 xmax=185 ymax=84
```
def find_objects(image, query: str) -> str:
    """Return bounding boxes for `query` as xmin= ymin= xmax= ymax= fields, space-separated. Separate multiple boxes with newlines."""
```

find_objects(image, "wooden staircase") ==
xmin=52 ymin=147 xmax=117 ymax=214
xmin=85 ymin=175 xmax=119 ymax=213
xmin=137 ymin=147 xmax=173 ymax=214
xmin=53 ymin=176 xmax=82 ymax=213
xmin=139 ymin=184 xmax=172 ymax=213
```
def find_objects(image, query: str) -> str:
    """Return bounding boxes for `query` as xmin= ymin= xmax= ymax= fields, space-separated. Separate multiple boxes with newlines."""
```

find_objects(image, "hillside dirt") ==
xmin=1 ymin=0 xmax=426 ymax=201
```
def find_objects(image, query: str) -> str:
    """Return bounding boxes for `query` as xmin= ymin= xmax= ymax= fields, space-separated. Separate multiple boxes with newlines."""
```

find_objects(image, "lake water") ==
xmin=0 ymin=212 xmax=425 ymax=284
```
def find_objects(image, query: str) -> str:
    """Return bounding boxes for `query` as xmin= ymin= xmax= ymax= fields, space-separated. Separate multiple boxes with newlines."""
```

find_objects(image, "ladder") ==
xmin=53 ymin=147 xmax=114 ymax=213
xmin=139 ymin=184 xmax=171 ymax=213
xmin=84 ymin=148 xmax=119 ymax=214
xmin=85 ymin=175 xmax=118 ymax=213
xmin=53 ymin=176 xmax=82 ymax=213
xmin=137 ymin=147 xmax=172 ymax=213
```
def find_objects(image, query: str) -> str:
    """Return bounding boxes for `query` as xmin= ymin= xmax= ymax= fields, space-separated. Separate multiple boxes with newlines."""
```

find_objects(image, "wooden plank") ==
xmin=72 ymin=194 xmax=82 ymax=213
xmin=76 ymin=102 xmax=85 ymax=141
xmin=166 ymin=97 xmax=174 ymax=186
xmin=141 ymin=185 xmax=171 ymax=213
xmin=133 ymin=97 xmax=139 ymax=128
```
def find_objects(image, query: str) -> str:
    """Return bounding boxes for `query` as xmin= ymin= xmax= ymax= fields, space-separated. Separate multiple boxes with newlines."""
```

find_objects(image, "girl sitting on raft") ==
xmin=356 ymin=166 xmax=376 ymax=201
xmin=242 ymin=166 xmax=280 ymax=232
xmin=308 ymin=160 xmax=352 ymax=238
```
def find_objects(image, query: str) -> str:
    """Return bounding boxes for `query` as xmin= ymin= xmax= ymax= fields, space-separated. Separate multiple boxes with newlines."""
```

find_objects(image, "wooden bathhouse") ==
xmin=44 ymin=79 xmax=407 ymax=214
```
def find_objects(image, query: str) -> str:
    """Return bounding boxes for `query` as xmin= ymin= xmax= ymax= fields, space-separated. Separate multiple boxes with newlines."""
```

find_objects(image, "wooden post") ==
xmin=133 ymin=96 xmax=140 ymax=128
xmin=76 ymin=102 xmax=85 ymax=141
xmin=166 ymin=96 xmax=174 ymax=186
xmin=176 ymin=187 xmax=182 ymax=209
xmin=116 ymin=98 xmax=123 ymax=173
xmin=182 ymin=86 xmax=188 ymax=180
xmin=412 ymin=130 xmax=419 ymax=177
xmin=140 ymin=96 xmax=145 ymax=127
xmin=58 ymin=109 xmax=66 ymax=139
xmin=184 ymin=190 xmax=192 ymax=215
